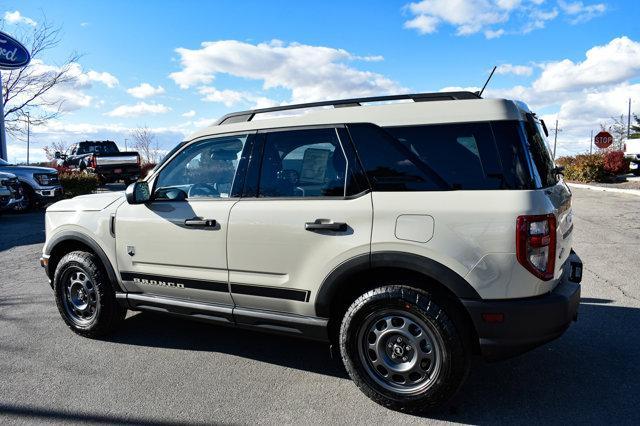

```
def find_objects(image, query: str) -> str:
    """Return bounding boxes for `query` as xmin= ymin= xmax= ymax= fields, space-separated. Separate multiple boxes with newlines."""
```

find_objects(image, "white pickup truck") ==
xmin=624 ymin=139 xmax=640 ymax=175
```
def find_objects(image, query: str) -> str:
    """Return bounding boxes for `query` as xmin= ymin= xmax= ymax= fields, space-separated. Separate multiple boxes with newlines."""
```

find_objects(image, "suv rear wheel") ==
xmin=53 ymin=251 xmax=126 ymax=337
xmin=339 ymin=285 xmax=469 ymax=413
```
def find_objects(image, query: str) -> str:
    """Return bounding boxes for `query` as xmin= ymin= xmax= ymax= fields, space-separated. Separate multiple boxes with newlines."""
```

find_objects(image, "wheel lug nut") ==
xmin=388 ymin=343 xmax=393 ymax=348
xmin=391 ymin=354 xmax=396 ymax=359
xmin=402 ymin=356 xmax=408 ymax=362
xmin=406 ymin=345 xmax=412 ymax=351
xmin=396 ymin=337 xmax=402 ymax=343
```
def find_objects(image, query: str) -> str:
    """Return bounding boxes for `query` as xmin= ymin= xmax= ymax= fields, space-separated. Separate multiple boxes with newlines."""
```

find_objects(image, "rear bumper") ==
xmin=94 ymin=165 xmax=140 ymax=180
xmin=463 ymin=251 xmax=582 ymax=361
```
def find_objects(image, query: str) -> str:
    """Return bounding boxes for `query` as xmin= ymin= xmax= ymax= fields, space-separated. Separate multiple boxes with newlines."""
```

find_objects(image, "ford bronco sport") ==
xmin=41 ymin=91 xmax=582 ymax=413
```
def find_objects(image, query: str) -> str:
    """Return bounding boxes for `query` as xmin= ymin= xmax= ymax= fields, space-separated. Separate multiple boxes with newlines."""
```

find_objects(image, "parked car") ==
xmin=40 ymin=91 xmax=582 ymax=413
xmin=0 ymin=171 xmax=24 ymax=212
xmin=623 ymin=139 xmax=640 ymax=175
xmin=0 ymin=158 xmax=62 ymax=211
xmin=58 ymin=141 xmax=141 ymax=185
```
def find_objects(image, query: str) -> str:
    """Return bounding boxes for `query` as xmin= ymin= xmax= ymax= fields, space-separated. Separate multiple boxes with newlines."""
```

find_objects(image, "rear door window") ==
xmin=385 ymin=123 xmax=505 ymax=190
xmin=522 ymin=115 xmax=558 ymax=188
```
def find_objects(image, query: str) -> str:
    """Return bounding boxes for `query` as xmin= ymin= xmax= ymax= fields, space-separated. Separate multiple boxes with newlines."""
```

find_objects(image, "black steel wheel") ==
xmin=339 ymin=285 xmax=469 ymax=413
xmin=54 ymin=251 xmax=126 ymax=337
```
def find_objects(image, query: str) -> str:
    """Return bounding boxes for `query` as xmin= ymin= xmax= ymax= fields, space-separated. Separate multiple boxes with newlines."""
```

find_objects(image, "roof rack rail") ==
xmin=216 ymin=91 xmax=481 ymax=125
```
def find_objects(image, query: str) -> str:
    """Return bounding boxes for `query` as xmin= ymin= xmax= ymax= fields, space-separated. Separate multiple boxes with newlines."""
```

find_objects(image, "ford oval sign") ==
xmin=0 ymin=31 xmax=31 ymax=70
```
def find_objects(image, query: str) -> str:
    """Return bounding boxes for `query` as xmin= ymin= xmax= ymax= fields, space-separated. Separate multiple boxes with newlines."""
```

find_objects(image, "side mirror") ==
xmin=125 ymin=181 xmax=151 ymax=204
xmin=553 ymin=166 xmax=565 ymax=176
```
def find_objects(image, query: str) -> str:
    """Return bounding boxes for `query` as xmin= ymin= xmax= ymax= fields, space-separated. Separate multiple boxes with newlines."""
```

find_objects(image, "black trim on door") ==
xmin=230 ymin=283 xmax=310 ymax=302
xmin=120 ymin=272 xmax=310 ymax=302
xmin=120 ymin=272 xmax=228 ymax=292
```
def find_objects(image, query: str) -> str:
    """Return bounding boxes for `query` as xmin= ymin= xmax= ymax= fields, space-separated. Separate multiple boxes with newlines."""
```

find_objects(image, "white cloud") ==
xmin=496 ymin=63 xmax=534 ymax=76
xmin=2 ymin=60 xmax=118 ymax=114
xmin=479 ymin=36 xmax=640 ymax=155
xmin=485 ymin=28 xmax=506 ymax=39
xmin=84 ymin=70 xmax=119 ymax=88
xmin=105 ymin=102 xmax=171 ymax=117
xmin=182 ymin=110 xmax=196 ymax=118
xmin=558 ymin=0 xmax=606 ymax=24
xmin=169 ymin=40 xmax=404 ymax=104
xmin=533 ymin=36 xmax=640 ymax=92
xmin=127 ymin=83 xmax=166 ymax=99
xmin=80 ymin=22 xmax=90 ymax=27
xmin=198 ymin=87 xmax=247 ymax=106
xmin=3 ymin=10 xmax=37 ymax=26
xmin=403 ymin=0 xmax=605 ymax=38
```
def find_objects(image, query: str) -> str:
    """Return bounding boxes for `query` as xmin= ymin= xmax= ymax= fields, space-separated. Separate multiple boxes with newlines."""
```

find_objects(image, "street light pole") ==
xmin=628 ymin=98 xmax=632 ymax=139
xmin=590 ymin=130 xmax=593 ymax=154
xmin=553 ymin=120 xmax=559 ymax=160
xmin=26 ymin=111 xmax=30 ymax=165
xmin=124 ymin=138 xmax=128 ymax=151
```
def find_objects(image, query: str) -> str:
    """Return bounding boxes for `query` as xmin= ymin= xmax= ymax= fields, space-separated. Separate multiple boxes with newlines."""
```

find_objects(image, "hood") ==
xmin=47 ymin=191 xmax=125 ymax=212
xmin=0 ymin=171 xmax=17 ymax=179
xmin=0 ymin=164 xmax=58 ymax=176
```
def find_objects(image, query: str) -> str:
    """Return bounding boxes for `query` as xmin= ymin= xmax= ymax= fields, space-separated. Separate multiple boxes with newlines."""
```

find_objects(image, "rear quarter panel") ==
xmin=371 ymin=189 xmax=562 ymax=299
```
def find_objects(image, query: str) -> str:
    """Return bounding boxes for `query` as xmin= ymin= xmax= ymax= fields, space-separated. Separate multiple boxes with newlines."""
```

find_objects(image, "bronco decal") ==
xmin=133 ymin=277 xmax=185 ymax=289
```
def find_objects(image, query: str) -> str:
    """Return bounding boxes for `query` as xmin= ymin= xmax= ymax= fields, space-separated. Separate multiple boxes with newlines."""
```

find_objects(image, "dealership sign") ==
xmin=594 ymin=131 xmax=613 ymax=149
xmin=0 ymin=31 xmax=31 ymax=70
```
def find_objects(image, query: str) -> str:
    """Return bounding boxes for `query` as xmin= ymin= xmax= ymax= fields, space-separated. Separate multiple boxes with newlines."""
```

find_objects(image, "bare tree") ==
xmin=600 ymin=115 xmax=627 ymax=151
xmin=131 ymin=125 xmax=159 ymax=164
xmin=42 ymin=140 xmax=70 ymax=161
xmin=1 ymin=18 xmax=81 ymax=138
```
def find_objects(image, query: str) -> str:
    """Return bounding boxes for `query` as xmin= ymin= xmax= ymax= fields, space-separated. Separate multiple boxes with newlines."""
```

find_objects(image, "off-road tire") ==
xmin=53 ymin=251 xmax=126 ymax=337
xmin=339 ymin=285 xmax=469 ymax=414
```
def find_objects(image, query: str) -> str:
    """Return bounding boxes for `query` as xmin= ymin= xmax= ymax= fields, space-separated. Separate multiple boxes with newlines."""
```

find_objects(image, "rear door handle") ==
xmin=305 ymin=219 xmax=348 ymax=232
xmin=184 ymin=217 xmax=217 ymax=228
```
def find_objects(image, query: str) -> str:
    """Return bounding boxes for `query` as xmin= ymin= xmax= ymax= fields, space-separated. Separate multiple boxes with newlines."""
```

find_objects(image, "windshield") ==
xmin=523 ymin=114 xmax=558 ymax=188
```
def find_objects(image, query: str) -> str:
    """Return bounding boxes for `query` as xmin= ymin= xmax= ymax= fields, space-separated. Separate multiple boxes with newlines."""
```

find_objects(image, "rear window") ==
xmin=78 ymin=142 xmax=119 ymax=155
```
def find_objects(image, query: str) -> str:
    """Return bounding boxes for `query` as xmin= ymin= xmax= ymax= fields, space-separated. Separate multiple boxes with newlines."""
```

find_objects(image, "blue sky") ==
xmin=1 ymin=0 xmax=639 ymax=162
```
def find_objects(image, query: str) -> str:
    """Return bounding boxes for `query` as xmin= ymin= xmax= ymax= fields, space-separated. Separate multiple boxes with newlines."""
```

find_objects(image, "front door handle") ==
xmin=305 ymin=219 xmax=348 ymax=232
xmin=185 ymin=217 xmax=217 ymax=227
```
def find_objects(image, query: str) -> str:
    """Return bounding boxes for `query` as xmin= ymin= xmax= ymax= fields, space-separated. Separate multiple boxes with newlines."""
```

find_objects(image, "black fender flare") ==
xmin=45 ymin=231 xmax=123 ymax=291
xmin=314 ymin=251 xmax=481 ymax=318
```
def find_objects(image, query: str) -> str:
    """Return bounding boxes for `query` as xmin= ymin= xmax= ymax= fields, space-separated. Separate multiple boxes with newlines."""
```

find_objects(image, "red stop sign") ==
xmin=594 ymin=131 xmax=613 ymax=149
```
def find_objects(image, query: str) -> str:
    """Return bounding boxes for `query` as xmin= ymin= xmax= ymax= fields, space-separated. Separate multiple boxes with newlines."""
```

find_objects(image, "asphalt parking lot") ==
xmin=1 ymin=187 xmax=639 ymax=425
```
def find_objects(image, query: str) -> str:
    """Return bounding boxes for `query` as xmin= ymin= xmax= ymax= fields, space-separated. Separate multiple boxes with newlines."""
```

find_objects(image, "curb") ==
xmin=567 ymin=182 xmax=640 ymax=197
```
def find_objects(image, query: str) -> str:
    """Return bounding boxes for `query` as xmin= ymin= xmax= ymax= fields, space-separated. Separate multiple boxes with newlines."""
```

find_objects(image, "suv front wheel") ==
xmin=339 ymin=285 xmax=469 ymax=413
xmin=53 ymin=251 xmax=126 ymax=337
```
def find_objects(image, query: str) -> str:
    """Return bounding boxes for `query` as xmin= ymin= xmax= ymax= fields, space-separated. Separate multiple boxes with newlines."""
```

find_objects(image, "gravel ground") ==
xmin=1 ymin=187 xmax=639 ymax=425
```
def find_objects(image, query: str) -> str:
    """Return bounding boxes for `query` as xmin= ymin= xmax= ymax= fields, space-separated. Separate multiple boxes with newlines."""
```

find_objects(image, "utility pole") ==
xmin=551 ymin=119 xmax=562 ymax=160
xmin=124 ymin=138 xmax=128 ymax=151
xmin=0 ymin=71 xmax=6 ymax=161
xmin=26 ymin=111 xmax=30 ymax=165
xmin=590 ymin=130 xmax=593 ymax=154
xmin=628 ymin=98 xmax=632 ymax=139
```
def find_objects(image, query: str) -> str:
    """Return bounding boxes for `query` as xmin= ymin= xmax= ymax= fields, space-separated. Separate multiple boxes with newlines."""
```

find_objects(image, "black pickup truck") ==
xmin=57 ymin=141 xmax=141 ymax=185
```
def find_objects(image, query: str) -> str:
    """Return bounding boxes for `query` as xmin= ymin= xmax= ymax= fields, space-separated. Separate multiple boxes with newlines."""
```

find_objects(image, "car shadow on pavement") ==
xmin=107 ymin=300 xmax=640 ymax=423
xmin=0 ymin=210 xmax=45 ymax=251
xmin=109 ymin=311 xmax=348 ymax=379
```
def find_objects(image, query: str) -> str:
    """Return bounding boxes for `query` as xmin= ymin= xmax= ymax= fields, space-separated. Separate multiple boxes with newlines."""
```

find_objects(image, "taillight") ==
xmin=88 ymin=155 xmax=96 ymax=168
xmin=516 ymin=214 xmax=556 ymax=280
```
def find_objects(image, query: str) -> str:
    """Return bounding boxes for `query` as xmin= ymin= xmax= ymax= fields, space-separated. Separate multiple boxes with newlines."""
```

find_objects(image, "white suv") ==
xmin=41 ymin=91 xmax=582 ymax=413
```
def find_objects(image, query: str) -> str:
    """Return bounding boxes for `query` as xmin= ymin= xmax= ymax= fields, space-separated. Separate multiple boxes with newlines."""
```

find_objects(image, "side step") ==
xmin=116 ymin=293 xmax=329 ymax=342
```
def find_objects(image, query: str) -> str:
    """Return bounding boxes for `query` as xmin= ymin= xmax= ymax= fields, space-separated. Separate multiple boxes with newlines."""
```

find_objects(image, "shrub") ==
xmin=59 ymin=172 xmax=99 ymax=198
xmin=562 ymin=153 xmax=607 ymax=183
xmin=603 ymin=150 xmax=629 ymax=175
xmin=140 ymin=162 xmax=157 ymax=180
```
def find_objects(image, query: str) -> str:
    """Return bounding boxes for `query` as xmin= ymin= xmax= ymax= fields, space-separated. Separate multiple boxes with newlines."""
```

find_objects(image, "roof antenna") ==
xmin=477 ymin=65 xmax=497 ymax=98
